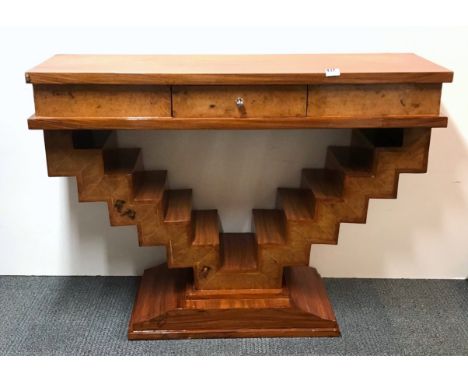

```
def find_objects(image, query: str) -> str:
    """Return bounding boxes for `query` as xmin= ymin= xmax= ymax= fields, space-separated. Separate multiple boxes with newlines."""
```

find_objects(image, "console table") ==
xmin=26 ymin=54 xmax=452 ymax=339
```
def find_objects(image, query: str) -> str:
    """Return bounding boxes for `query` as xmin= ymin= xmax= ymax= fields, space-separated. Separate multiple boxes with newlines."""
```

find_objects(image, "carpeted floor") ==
xmin=0 ymin=276 xmax=466 ymax=356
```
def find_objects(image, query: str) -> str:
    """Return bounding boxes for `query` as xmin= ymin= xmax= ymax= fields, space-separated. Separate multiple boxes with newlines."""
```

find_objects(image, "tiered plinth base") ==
xmin=128 ymin=264 xmax=339 ymax=339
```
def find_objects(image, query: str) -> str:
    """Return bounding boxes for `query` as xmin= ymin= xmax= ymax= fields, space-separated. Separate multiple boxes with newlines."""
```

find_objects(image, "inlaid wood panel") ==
xmin=172 ymin=85 xmax=307 ymax=118
xmin=308 ymin=84 xmax=442 ymax=117
xmin=33 ymin=85 xmax=171 ymax=117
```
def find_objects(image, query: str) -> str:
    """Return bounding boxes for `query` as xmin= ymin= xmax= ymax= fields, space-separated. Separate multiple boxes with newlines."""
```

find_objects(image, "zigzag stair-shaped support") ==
xmin=43 ymin=127 xmax=431 ymax=338
xmin=45 ymin=128 xmax=430 ymax=289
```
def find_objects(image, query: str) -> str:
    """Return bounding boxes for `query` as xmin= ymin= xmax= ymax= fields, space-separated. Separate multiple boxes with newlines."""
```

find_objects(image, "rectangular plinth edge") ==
xmin=28 ymin=115 xmax=448 ymax=130
xmin=128 ymin=327 xmax=340 ymax=340
xmin=128 ymin=263 xmax=340 ymax=340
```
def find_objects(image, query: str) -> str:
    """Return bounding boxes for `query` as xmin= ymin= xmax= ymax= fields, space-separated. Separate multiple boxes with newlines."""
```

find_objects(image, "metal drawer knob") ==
xmin=235 ymin=97 xmax=244 ymax=108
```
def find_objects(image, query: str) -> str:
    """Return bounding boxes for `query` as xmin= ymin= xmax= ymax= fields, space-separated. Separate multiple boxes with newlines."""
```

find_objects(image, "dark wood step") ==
xmin=253 ymin=209 xmax=286 ymax=245
xmin=192 ymin=210 xmax=220 ymax=246
xmin=72 ymin=130 xmax=113 ymax=149
xmin=133 ymin=170 xmax=167 ymax=203
xmin=164 ymin=189 xmax=192 ymax=223
xmin=301 ymin=169 xmax=343 ymax=200
xmin=277 ymin=188 xmax=315 ymax=221
xmin=103 ymin=148 xmax=141 ymax=175
xmin=326 ymin=146 xmax=374 ymax=176
xmin=220 ymin=233 xmax=258 ymax=272
xmin=356 ymin=128 xmax=405 ymax=148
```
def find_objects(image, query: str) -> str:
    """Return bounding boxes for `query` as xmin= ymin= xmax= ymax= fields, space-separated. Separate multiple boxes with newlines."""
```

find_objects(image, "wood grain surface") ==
xmin=33 ymin=85 xmax=171 ymax=117
xmin=308 ymin=84 xmax=441 ymax=117
xmin=172 ymin=85 xmax=307 ymax=118
xmin=43 ymin=127 xmax=431 ymax=291
xmin=41 ymin=125 xmax=432 ymax=338
xmin=128 ymin=263 xmax=339 ymax=339
xmin=26 ymin=53 xmax=453 ymax=84
xmin=28 ymin=115 xmax=448 ymax=130
xmin=29 ymin=53 xmax=450 ymax=339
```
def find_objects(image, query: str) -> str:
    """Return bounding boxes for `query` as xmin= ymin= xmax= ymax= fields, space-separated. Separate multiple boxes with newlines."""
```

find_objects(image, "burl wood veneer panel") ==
xmin=33 ymin=85 xmax=171 ymax=117
xmin=307 ymin=84 xmax=442 ymax=117
xmin=172 ymin=85 xmax=307 ymax=118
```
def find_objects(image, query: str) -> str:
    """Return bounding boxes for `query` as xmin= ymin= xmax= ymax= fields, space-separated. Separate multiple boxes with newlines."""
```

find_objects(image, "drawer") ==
xmin=307 ymin=84 xmax=441 ymax=117
xmin=172 ymin=85 xmax=307 ymax=118
xmin=33 ymin=85 xmax=171 ymax=117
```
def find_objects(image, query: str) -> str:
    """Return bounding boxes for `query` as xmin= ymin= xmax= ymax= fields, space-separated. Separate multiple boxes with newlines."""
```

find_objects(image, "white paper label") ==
xmin=325 ymin=68 xmax=341 ymax=77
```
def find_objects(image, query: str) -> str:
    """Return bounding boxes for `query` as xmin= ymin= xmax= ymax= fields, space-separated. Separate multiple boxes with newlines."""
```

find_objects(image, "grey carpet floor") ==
xmin=0 ymin=276 xmax=467 ymax=356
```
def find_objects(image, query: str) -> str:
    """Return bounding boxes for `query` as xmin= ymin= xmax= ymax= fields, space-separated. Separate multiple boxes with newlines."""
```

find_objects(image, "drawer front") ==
xmin=34 ymin=85 xmax=171 ymax=117
xmin=172 ymin=85 xmax=307 ymax=118
xmin=308 ymin=84 xmax=441 ymax=117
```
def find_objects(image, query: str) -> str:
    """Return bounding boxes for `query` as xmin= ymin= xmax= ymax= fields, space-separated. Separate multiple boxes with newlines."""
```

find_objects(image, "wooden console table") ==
xmin=26 ymin=54 xmax=452 ymax=339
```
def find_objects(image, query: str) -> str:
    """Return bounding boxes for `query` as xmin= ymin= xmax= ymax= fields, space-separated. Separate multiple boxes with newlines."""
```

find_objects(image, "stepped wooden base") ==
xmin=128 ymin=264 xmax=339 ymax=339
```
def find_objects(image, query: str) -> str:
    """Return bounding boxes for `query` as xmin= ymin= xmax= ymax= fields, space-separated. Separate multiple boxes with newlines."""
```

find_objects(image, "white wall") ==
xmin=0 ymin=27 xmax=467 ymax=278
